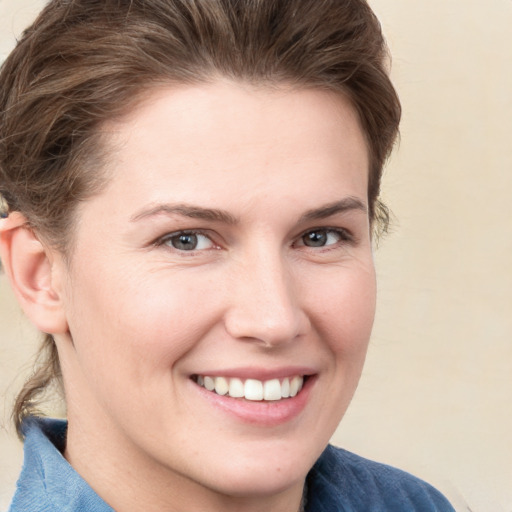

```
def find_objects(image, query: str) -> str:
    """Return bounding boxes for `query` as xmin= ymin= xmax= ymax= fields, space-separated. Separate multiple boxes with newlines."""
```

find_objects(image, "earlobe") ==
xmin=0 ymin=213 xmax=69 ymax=335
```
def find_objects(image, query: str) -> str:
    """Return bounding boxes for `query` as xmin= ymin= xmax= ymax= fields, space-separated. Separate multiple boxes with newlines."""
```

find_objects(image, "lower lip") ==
xmin=191 ymin=376 xmax=316 ymax=426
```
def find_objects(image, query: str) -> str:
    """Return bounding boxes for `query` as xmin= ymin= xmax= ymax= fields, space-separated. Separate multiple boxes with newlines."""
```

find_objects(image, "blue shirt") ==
xmin=9 ymin=417 xmax=454 ymax=511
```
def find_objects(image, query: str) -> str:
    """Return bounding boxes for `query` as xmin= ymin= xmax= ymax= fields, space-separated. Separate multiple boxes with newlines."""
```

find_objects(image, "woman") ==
xmin=0 ymin=0 xmax=455 ymax=510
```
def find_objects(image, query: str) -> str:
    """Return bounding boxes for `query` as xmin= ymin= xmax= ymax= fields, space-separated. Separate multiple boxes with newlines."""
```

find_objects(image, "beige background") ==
xmin=1 ymin=0 xmax=511 ymax=510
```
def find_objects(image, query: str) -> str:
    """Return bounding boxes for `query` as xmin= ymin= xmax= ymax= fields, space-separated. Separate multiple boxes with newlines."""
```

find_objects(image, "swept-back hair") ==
xmin=0 ymin=0 xmax=400 ymax=437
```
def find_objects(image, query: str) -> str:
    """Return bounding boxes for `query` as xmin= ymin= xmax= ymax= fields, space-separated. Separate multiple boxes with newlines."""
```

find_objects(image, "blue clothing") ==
xmin=9 ymin=418 xmax=113 ymax=512
xmin=304 ymin=444 xmax=455 ymax=511
xmin=9 ymin=417 xmax=454 ymax=511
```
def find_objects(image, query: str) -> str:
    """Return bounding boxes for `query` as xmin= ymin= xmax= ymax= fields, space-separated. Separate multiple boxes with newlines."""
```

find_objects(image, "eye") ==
xmin=159 ymin=231 xmax=216 ymax=251
xmin=297 ymin=228 xmax=352 ymax=248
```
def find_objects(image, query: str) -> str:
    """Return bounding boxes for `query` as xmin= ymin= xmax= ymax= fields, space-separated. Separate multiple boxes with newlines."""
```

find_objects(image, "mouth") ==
xmin=191 ymin=374 xmax=307 ymax=401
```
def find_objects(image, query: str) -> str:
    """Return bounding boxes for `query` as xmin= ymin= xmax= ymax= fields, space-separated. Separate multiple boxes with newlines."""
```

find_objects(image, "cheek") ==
xmin=308 ymin=263 xmax=376 ymax=357
xmin=64 ymin=262 xmax=221 ymax=379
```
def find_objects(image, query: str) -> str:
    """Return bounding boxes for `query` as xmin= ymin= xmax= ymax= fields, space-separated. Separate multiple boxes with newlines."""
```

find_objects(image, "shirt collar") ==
xmin=11 ymin=417 xmax=114 ymax=512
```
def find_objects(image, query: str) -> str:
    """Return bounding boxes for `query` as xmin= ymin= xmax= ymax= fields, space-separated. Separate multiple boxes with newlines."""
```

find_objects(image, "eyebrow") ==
xmin=299 ymin=197 xmax=367 ymax=222
xmin=130 ymin=203 xmax=238 ymax=224
xmin=131 ymin=196 xmax=367 ymax=224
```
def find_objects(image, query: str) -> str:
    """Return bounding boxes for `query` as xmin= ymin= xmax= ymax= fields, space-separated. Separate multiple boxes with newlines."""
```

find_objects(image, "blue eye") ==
xmin=161 ymin=231 xmax=214 ymax=251
xmin=299 ymin=229 xmax=350 ymax=248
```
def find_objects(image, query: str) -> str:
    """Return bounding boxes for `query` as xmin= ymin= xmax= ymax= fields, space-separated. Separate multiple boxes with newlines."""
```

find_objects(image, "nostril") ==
xmin=224 ymin=306 xmax=308 ymax=347
xmin=223 ymin=260 xmax=310 ymax=345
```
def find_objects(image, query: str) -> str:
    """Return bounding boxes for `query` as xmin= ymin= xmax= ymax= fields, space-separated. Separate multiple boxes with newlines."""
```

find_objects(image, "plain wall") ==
xmin=1 ymin=1 xmax=511 ymax=510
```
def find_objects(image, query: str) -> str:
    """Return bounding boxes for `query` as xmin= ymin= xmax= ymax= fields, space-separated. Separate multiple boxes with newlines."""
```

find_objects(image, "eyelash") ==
xmin=294 ymin=227 xmax=354 ymax=249
xmin=154 ymin=227 xmax=354 ymax=254
xmin=155 ymin=230 xmax=218 ymax=252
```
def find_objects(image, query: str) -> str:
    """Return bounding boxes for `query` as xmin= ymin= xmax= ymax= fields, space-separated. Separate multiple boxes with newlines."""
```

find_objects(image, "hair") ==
xmin=0 ymin=0 xmax=400 ymax=438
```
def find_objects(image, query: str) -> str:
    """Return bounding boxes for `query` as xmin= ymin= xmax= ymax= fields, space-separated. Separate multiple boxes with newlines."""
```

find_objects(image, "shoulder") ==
xmin=305 ymin=444 xmax=455 ymax=512
xmin=8 ymin=417 xmax=113 ymax=512
xmin=8 ymin=418 xmax=61 ymax=512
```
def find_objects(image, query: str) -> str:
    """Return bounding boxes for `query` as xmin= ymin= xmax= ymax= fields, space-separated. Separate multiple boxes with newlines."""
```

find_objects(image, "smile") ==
xmin=193 ymin=375 xmax=304 ymax=401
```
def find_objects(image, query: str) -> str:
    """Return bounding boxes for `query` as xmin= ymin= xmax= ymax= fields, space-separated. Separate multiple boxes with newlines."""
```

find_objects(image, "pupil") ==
xmin=304 ymin=231 xmax=326 ymax=247
xmin=173 ymin=233 xmax=197 ymax=250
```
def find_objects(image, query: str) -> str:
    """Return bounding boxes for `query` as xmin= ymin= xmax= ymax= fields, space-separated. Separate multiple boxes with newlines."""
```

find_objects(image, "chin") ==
xmin=195 ymin=439 xmax=320 ymax=498
xmin=208 ymin=464 xmax=307 ymax=499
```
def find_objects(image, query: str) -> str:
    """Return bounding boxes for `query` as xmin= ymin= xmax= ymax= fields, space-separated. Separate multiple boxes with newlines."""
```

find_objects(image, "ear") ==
xmin=0 ymin=213 xmax=69 ymax=334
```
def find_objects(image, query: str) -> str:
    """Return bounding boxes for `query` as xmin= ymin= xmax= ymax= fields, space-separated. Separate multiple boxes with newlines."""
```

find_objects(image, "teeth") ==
xmin=196 ymin=375 xmax=305 ymax=401
xmin=263 ymin=379 xmax=281 ymax=401
xmin=244 ymin=379 xmax=263 ymax=401
xmin=228 ymin=378 xmax=244 ymax=398
xmin=214 ymin=376 xmax=229 ymax=396
xmin=204 ymin=376 xmax=215 ymax=391
xmin=290 ymin=375 xmax=302 ymax=397
xmin=281 ymin=378 xmax=290 ymax=398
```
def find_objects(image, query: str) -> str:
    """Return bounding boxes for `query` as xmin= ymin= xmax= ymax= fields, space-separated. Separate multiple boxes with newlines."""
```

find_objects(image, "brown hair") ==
xmin=0 ymin=0 xmax=400 ymax=437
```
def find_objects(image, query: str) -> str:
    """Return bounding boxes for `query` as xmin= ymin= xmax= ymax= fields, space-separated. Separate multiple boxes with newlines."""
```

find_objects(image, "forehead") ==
xmin=91 ymin=81 xmax=369 ymax=216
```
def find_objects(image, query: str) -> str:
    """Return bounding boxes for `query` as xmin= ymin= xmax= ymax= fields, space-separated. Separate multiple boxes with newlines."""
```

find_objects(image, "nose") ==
xmin=223 ymin=250 xmax=310 ymax=347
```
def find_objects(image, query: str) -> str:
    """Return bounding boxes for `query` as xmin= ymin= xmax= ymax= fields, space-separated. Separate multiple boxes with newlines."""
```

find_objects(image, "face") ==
xmin=54 ymin=81 xmax=376 ymax=509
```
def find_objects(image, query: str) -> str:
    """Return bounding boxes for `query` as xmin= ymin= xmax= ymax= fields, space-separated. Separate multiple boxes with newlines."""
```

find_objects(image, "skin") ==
xmin=37 ymin=81 xmax=376 ymax=511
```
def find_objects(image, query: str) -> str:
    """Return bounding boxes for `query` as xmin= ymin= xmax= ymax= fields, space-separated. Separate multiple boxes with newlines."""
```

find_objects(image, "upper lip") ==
xmin=191 ymin=366 xmax=316 ymax=381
